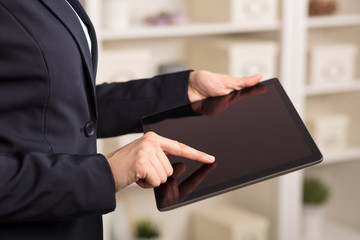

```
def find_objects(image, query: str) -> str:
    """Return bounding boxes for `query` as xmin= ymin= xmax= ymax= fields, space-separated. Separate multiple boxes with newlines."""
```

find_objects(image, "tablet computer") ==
xmin=142 ymin=78 xmax=323 ymax=211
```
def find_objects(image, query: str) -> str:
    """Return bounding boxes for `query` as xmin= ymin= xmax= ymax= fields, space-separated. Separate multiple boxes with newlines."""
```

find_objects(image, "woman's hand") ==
xmin=105 ymin=132 xmax=215 ymax=192
xmin=188 ymin=70 xmax=263 ymax=102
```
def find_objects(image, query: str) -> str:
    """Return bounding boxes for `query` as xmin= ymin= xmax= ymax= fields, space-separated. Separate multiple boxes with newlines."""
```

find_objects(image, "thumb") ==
xmin=232 ymin=72 xmax=263 ymax=90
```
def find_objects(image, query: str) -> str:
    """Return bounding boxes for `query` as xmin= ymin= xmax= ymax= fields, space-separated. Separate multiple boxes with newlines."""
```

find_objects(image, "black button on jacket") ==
xmin=0 ymin=0 xmax=191 ymax=239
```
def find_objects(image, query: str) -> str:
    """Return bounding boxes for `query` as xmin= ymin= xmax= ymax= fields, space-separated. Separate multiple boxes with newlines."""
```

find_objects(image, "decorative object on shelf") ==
xmin=134 ymin=219 xmax=160 ymax=240
xmin=306 ymin=112 xmax=350 ymax=154
xmin=309 ymin=0 xmax=337 ymax=16
xmin=188 ymin=37 xmax=278 ymax=80
xmin=158 ymin=62 xmax=188 ymax=75
xmin=103 ymin=0 xmax=130 ymax=30
xmin=303 ymin=178 xmax=329 ymax=206
xmin=192 ymin=204 xmax=270 ymax=240
xmin=308 ymin=43 xmax=358 ymax=86
xmin=302 ymin=178 xmax=330 ymax=240
xmin=189 ymin=0 xmax=278 ymax=24
xmin=144 ymin=11 xmax=189 ymax=26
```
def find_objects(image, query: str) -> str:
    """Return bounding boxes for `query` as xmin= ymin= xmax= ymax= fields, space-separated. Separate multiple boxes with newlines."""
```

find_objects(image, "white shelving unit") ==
xmin=304 ymin=0 xmax=360 ymax=238
xmin=82 ymin=0 xmax=360 ymax=239
xmin=320 ymin=147 xmax=360 ymax=165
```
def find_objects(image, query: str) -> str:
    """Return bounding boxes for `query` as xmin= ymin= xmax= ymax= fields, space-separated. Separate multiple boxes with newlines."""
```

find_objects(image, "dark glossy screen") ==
xmin=142 ymin=78 xmax=322 ymax=211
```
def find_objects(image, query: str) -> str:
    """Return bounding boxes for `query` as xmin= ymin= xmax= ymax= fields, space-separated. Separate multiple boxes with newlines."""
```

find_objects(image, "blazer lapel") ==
xmin=40 ymin=0 xmax=98 ymax=117
xmin=41 ymin=0 xmax=94 ymax=79
xmin=67 ymin=0 xmax=98 ymax=76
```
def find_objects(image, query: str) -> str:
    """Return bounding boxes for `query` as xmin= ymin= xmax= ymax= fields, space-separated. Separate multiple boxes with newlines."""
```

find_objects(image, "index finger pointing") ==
xmin=158 ymin=135 xmax=215 ymax=164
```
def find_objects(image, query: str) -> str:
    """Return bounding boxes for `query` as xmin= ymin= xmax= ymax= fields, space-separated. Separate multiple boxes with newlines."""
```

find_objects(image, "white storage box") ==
xmin=103 ymin=0 xmax=130 ymax=30
xmin=306 ymin=113 xmax=350 ymax=153
xmin=189 ymin=38 xmax=278 ymax=79
xmin=97 ymin=49 xmax=151 ymax=84
xmin=191 ymin=204 xmax=270 ymax=240
xmin=189 ymin=0 xmax=279 ymax=23
xmin=309 ymin=43 xmax=358 ymax=86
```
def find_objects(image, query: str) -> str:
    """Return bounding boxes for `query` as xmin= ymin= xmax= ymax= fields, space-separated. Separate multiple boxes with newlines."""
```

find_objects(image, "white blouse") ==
xmin=65 ymin=0 xmax=92 ymax=54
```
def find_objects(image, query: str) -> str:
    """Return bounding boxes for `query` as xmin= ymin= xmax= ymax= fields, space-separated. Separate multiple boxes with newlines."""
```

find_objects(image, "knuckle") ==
xmin=177 ymin=142 xmax=188 ymax=154
xmin=137 ymin=144 xmax=152 ymax=157
xmin=224 ymin=81 xmax=237 ymax=90
xmin=135 ymin=156 xmax=149 ymax=168
xmin=134 ymin=156 xmax=149 ymax=174
xmin=156 ymin=168 xmax=168 ymax=184
xmin=135 ymin=172 xmax=145 ymax=181
xmin=142 ymin=132 xmax=159 ymax=147
xmin=152 ymin=178 xmax=162 ymax=188
xmin=172 ymin=139 xmax=180 ymax=146
xmin=167 ymin=167 xmax=173 ymax=177
xmin=161 ymin=175 xmax=167 ymax=184
xmin=144 ymin=131 xmax=157 ymax=139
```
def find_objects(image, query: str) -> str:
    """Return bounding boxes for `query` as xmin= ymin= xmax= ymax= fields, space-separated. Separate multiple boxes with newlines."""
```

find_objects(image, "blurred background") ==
xmin=81 ymin=0 xmax=360 ymax=239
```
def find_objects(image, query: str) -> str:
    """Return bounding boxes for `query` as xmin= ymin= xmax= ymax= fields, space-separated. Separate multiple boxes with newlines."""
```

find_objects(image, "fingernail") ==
xmin=206 ymin=154 xmax=215 ymax=162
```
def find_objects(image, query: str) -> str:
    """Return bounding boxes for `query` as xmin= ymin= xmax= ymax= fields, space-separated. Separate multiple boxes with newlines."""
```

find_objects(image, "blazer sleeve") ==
xmin=96 ymin=70 xmax=192 ymax=138
xmin=0 ymin=152 xmax=116 ymax=222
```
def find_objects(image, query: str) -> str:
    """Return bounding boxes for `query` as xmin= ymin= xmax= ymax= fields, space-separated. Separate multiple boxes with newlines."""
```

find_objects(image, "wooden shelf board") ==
xmin=308 ymin=14 xmax=360 ymax=28
xmin=305 ymin=81 xmax=360 ymax=96
xmin=324 ymin=220 xmax=360 ymax=240
xmin=320 ymin=147 xmax=360 ymax=166
xmin=100 ymin=21 xmax=281 ymax=40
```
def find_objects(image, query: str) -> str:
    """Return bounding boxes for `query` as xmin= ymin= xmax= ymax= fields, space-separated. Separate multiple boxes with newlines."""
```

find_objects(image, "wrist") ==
xmin=188 ymin=71 xmax=206 ymax=102
xmin=104 ymin=153 xmax=120 ymax=192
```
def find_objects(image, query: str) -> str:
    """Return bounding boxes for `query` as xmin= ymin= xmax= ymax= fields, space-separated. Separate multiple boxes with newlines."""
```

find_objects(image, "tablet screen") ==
xmin=142 ymin=78 xmax=322 ymax=211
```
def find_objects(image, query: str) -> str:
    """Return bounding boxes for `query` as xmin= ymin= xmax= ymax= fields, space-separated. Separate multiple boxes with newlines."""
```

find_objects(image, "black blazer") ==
xmin=0 ymin=0 xmax=191 ymax=239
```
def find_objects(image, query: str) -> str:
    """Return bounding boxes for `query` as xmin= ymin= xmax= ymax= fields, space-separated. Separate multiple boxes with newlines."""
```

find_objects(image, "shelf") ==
xmin=308 ymin=14 xmax=360 ymax=29
xmin=100 ymin=21 xmax=281 ymax=40
xmin=305 ymin=80 xmax=360 ymax=96
xmin=324 ymin=220 xmax=360 ymax=240
xmin=320 ymin=147 xmax=360 ymax=165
